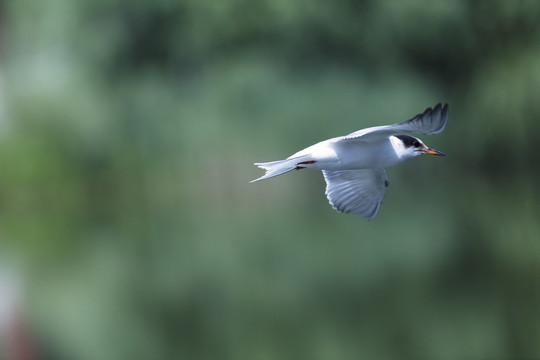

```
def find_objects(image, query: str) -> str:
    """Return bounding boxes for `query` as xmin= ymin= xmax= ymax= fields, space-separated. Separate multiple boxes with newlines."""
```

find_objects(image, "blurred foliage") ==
xmin=2 ymin=0 xmax=540 ymax=359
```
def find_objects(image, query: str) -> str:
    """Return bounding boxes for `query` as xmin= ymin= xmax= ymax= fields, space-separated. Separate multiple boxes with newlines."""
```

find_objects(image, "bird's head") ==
xmin=392 ymin=134 xmax=445 ymax=159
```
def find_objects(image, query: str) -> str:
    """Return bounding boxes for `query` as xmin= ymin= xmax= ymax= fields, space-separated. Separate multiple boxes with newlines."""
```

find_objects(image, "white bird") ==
xmin=251 ymin=103 xmax=449 ymax=220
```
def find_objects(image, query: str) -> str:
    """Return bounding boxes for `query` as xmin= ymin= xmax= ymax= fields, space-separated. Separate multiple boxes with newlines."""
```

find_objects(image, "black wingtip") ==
xmin=428 ymin=103 xmax=449 ymax=133
xmin=428 ymin=103 xmax=448 ymax=113
xmin=436 ymin=103 xmax=449 ymax=113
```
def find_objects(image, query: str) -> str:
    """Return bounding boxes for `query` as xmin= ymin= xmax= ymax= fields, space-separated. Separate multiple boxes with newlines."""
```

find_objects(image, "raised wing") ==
xmin=342 ymin=103 xmax=449 ymax=142
xmin=322 ymin=168 xmax=388 ymax=220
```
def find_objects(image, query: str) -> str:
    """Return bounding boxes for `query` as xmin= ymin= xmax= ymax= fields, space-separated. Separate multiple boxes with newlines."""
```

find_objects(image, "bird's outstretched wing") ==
xmin=341 ymin=103 xmax=449 ymax=142
xmin=323 ymin=168 xmax=388 ymax=220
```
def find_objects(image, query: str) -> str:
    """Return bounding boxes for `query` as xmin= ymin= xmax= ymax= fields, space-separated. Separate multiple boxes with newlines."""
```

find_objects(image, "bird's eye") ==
xmin=413 ymin=141 xmax=420 ymax=147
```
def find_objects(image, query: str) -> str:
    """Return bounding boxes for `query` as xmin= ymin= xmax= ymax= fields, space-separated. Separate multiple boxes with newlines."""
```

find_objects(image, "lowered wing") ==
xmin=323 ymin=168 xmax=388 ymax=220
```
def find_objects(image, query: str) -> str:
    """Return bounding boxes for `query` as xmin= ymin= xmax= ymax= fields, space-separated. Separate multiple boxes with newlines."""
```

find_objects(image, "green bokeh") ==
xmin=1 ymin=1 xmax=540 ymax=359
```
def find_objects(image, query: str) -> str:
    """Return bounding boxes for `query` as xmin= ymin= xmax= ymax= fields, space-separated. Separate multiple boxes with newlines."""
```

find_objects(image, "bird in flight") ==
xmin=251 ymin=103 xmax=449 ymax=220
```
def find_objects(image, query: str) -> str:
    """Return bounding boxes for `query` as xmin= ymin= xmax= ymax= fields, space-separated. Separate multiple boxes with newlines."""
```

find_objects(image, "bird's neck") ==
xmin=389 ymin=136 xmax=411 ymax=160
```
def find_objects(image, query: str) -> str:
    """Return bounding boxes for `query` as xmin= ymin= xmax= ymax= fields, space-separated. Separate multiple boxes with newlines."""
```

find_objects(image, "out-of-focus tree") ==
xmin=1 ymin=0 xmax=540 ymax=359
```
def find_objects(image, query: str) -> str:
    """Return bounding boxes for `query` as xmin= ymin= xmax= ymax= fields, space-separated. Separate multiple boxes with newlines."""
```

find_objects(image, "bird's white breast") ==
xmin=288 ymin=136 xmax=407 ymax=171
xmin=330 ymin=138 xmax=403 ymax=169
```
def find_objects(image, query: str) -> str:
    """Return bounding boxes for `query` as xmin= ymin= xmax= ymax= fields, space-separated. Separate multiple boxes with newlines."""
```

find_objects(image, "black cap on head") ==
xmin=394 ymin=134 xmax=421 ymax=148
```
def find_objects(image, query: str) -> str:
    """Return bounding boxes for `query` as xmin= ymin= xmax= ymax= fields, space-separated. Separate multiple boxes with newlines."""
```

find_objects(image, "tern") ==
xmin=251 ymin=103 xmax=449 ymax=220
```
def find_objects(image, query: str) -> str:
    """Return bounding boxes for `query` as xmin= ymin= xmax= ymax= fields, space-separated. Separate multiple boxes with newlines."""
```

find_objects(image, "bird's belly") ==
xmin=330 ymin=140 xmax=401 ymax=169
xmin=289 ymin=138 xmax=401 ymax=170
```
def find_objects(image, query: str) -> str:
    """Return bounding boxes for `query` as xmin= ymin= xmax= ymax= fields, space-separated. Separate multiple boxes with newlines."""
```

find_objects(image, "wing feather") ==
xmin=342 ymin=103 xmax=449 ymax=142
xmin=323 ymin=168 xmax=388 ymax=220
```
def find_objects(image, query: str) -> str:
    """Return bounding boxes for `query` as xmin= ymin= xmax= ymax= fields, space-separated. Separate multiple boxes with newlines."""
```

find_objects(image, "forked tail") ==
xmin=250 ymin=156 xmax=313 ymax=182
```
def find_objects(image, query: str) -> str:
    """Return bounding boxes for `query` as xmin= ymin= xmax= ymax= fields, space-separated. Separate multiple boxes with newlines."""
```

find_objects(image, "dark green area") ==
xmin=2 ymin=1 xmax=540 ymax=359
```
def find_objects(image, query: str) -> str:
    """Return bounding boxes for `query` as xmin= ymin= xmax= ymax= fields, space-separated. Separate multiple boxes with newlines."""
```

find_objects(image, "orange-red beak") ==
xmin=422 ymin=148 xmax=445 ymax=156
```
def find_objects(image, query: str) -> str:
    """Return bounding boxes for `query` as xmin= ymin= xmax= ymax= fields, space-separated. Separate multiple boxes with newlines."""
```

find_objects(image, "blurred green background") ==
xmin=1 ymin=0 xmax=540 ymax=359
